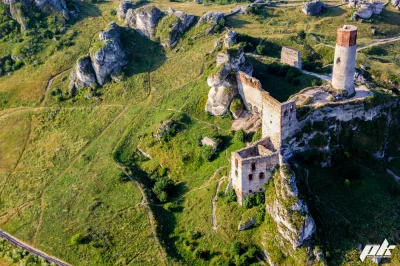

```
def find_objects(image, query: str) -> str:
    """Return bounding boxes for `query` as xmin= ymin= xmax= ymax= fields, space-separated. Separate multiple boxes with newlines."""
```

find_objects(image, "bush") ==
xmin=230 ymin=241 xmax=242 ymax=255
xmin=252 ymin=130 xmax=262 ymax=142
xmin=239 ymin=41 xmax=254 ymax=53
xmin=70 ymin=233 xmax=84 ymax=245
xmin=110 ymin=9 xmax=117 ymax=16
xmin=230 ymin=96 xmax=243 ymax=113
xmin=256 ymin=45 xmax=267 ymax=55
xmin=243 ymin=193 xmax=265 ymax=209
xmin=153 ymin=177 xmax=174 ymax=202
xmin=234 ymin=130 xmax=245 ymax=143
xmin=226 ymin=188 xmax=237 ymax=203
xmin=297 ymin=30 xmax=306 ymax=40
xmin=201 ymin=145 xmax=215 ymax=162
xmin=311 ymin=78 xmax=322 ymax=86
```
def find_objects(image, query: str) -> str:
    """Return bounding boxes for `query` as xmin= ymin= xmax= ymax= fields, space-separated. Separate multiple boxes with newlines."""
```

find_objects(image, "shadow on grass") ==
xmin=120 ymin=28 xmax=167 ymax=77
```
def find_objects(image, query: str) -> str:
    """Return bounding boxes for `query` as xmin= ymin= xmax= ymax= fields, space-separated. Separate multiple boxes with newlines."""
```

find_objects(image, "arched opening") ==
xmin=259 ymin=172 xmax=264 ymax=179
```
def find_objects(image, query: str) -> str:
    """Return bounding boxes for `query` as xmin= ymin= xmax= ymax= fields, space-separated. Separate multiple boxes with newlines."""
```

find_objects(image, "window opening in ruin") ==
xmin=259 ymin=172 xmax=264 ymax=179
xmin=249 ymin=174 xmax=253 ymax=181
xmin=251 ymin=163 xmax=256 ymax=171
xmin=235 ymin=159 xmax=238 ymax=168
xmin=336 ymin=57 xmax=341 ymax=64
xmin=284 ymin=110 xmax=288 ymax=116
xmin=249 ymin=190 xmax=252 ymax=193
xmin=259 ymin=188 xmax=262 ymax=191
xmin=235 ymin=170 xmax=238 ymax=176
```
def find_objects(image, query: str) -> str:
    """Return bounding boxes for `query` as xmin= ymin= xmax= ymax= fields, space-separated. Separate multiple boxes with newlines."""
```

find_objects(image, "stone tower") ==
xmin=332 ymin=25 xmax=357 ymax=96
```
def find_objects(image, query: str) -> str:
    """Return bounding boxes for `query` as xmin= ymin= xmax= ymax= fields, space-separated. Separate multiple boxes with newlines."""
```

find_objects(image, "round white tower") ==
xmin=332 ymin=25 xmax=357 ymax=96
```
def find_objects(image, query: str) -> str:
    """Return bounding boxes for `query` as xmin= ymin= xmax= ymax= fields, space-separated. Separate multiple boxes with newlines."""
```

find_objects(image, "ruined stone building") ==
xmin=280 ymin=47 xmax=302 ymax=69
xmin=232 ymin=71 xmax=299 ymax=205
xmin=332 ymin=25 xmax=358 ymax=96
xmin=231 ymin=25 xmax=358 ymax=205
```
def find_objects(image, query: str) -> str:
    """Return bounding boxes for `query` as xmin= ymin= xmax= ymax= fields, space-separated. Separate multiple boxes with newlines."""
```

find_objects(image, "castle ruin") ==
xmin=332 ymin=25 xmax=358 ymax=96
xmin=280 ymin=47 xmax=302 ymax=69
xmin=231 ymin=25 xmax=359 ymax=205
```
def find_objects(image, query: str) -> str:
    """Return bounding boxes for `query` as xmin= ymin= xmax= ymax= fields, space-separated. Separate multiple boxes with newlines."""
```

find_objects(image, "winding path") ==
xmin=357 ymin=36 xmax=400 ymax=52
xmin=0 ymin=230 xmax=71 ymax=266
xmin=212 ymin=176 xmax=226 ymax=232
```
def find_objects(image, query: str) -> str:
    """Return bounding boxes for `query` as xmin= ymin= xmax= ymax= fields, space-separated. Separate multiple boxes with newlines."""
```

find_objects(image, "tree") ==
xmin=297 ymin=30 xmax=306 ymax=40
xmin=256 ymin=45 xmax=267 ymax=55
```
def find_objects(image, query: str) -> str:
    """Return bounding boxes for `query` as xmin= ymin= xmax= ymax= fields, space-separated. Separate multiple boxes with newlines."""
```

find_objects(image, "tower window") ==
xmin=251 ymin=163 xmax=256 ymax=171
xmin=235 ymin=170 xmax=238 ymax=176
xmin=336 ymin=57 xmax=341 ymax=64
xmin=259 ymin=172 xmax=264 ymax=179
xmin=249 ymin=190 xmax=252 ymax=193
xmin=235 ymin=159 xmax=238 ymax=168
xmin=249 ymin=174 xmax=253 ymax=181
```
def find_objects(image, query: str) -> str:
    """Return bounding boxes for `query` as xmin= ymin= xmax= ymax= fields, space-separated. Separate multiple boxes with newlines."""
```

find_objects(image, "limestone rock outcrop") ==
xmin=224 ymin=29 xmax=237 ymax=48
xmin=158 ymin=7 xmax=195 ymax=47
xmin=69 ymin=21 xmax=127 ymax=92
xmin=266 ymin=165 xmax=316 ymax=248
xmin=205 ymin=48 xmax=253 ymax=116
xmin=2 ymin=0 xmax=69 ymax=30
xmin=352 ymin=1 xmax=386 ymax=20
xmin=302 ymin=0 xmax=325 ymax=16
xmin=90 ymin=22 xmax=128 ymax=86
xmin=69 ymin=56 xmax=97 ymax=92
xmin=117 ymin=0 xmax=136 ymax=20
xmin=197 ymin=11 xmax=224 ymax=25
xmin=125 ymin=5 xmax=163 ymax=38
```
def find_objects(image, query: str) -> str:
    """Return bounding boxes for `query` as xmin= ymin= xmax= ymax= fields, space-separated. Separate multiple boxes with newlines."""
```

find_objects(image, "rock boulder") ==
xmin=224 ymin=29 xmax=237 ymax=48
xmin=197 ymin=11 xmax=224 ymax=26
xmin=302 ymin=0 xmax=325 ymax=16
xmin=158 ymin=7 xmax=195 ymax=47
xmin=69 ymin=55 xmax=97 ymax=93
xmin=125 ymin=5 xmax=163 ymax=38
xmin=90 ymin=21 xmax=128 ymax=86
xmin=117 ymin=0 xmax=136 ymax=20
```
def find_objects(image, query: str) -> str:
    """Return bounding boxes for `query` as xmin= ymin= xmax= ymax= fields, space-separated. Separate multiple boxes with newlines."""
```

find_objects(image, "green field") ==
xmin=0 ymin=0 xmax=400 ymax=265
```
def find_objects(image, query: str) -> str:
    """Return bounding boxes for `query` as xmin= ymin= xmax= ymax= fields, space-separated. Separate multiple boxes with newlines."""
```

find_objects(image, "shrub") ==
xmin=256 ymin=44 xmax=267 ymax=55
xmin=311 ymin=79 xmax=322 ymax=86
xmin=201 ymin=146 xmax=215 ymax=162
xmin=110 ymin=9 xmax=117 ymax=16
xmin=234 ymin=129 xmax=245 ymax=143
xmin=226 ymin=188 xmax=237 ymax=203
xmin=230 ymin=241 xmax=242 ymax=255
xmin=252 ymin=130 xmax=262 ymax=142
xmin=152 ymin=177 xmax=174 ymax=202
xmin=70 ymin=233 xmax=84 ymax=245
xmin=297 ymin=30 xmax=306 ymax=40
xmin=230 ymin=97 xmax=243 ymax=113
xmin=239 ymin=41 xmax=254 ymax=53
xmin=243 ymin=193 xmax=265 ymax=209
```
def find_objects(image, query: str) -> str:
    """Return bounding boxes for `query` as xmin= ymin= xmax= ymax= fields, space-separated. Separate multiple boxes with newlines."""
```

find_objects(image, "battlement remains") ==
xmin=236 ymin=72 xmax=264 ymax=114
xmin=281 ymin=47 xmax=302 ymax=69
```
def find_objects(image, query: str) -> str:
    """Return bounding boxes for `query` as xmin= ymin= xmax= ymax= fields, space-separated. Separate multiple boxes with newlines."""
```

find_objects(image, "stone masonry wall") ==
xmin=280 ymin=47 xmax=302 ymax=69
xmin=261 ymin=93 xmax=283 ymax=149
xmin=236 ymin=71 xmax=264 ymax=113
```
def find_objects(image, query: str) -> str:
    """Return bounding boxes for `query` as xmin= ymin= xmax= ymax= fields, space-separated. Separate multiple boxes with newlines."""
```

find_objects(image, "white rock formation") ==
xmin=158 ymin=7 xmax=195 ymax=47
xmin=69 ymin=56 xmax=97 ymax=92
xmin=90 ymin=21 xmax=128 ymax=86
xmin=125 ymin=5 xmax=163 ymax=38
xmin=117 ymin=0 xmax=136 ymax=20
xmin=224 ymin=29 xmax=237 ymax=48
xmin=266 ymin=165 xmax=316 ymax=248
xmin=197 ymin=11 xmax=224 ymax=25
xmin=302 ymin=0 xmax=326 ymax=16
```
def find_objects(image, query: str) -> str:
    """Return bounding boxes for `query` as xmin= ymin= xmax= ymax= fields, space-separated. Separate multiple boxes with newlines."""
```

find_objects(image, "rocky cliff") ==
xmin=266 ymin=165 xmax=316 ymax=248
xmin=69 ymin=55 xmax=97 ymax=94
xmin=205 ymin=47 xmax=253 ymax=116
xmin=157 ymin=7 xmax=194 ymax=48
xmin=125 ymin=5 xmax=163 ymax=38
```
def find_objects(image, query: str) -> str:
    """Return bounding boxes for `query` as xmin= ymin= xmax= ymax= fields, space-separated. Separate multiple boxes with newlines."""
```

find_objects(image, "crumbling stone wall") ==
xmin=280 ymin=47 xmax=302 ymax=69
xmin=236 ymin=71 xmax=264 ymax=114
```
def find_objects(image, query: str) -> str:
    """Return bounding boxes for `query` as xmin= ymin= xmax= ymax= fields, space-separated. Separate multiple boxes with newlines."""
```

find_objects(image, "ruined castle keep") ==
xmin=232 ymin=72 xmax=299 ymax=205
xmin=332 ymin=25 xmax=358 ymax=96
xmin=280 ymin=47 xmax=302 ymax=69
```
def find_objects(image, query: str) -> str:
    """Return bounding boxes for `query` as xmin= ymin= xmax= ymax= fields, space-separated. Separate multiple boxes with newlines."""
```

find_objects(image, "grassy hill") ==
xmin=0 ymin=0 xmax=400 ymax=265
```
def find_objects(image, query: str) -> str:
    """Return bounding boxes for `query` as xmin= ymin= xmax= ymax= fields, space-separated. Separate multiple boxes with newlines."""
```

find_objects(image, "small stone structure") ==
xmin=332 ymin=25 xmax=358 ymax=96
xmin=280 ymin=47 xmax=302 ymax=69
xmin=231 ymin=137 xmax=279 ymax=205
